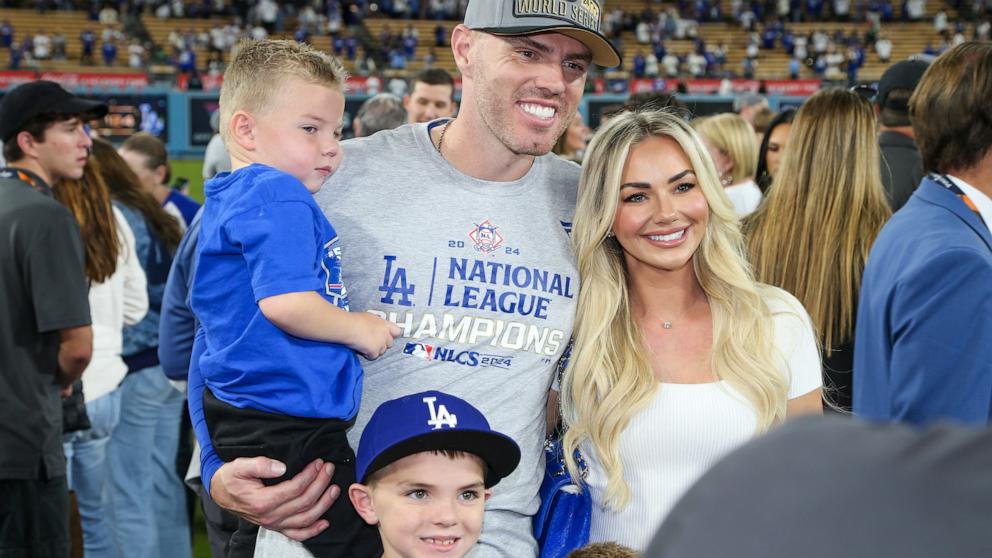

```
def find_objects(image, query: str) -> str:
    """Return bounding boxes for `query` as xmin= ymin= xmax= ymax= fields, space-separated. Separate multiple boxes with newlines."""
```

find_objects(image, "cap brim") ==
xmin=363 ymin=430 xmax=522 ymax=488
xmin=55 ymin=97 xmax=109 ymax=120
xmin=479 ymin=26 xmax=622 ymax=68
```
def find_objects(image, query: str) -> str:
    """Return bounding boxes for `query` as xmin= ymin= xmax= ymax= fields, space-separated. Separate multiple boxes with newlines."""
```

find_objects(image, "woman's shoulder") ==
xmin=757 ymin=284 xmax=808 ymax=319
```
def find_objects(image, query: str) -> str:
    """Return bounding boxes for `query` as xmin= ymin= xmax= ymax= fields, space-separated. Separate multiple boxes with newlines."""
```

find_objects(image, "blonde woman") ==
xmin=744 ymin=88 xmax=891 ymax=412
xmin=693 ymin=113 xmax=762 ymax=217
xmin=560 ymin=109 xmax=822 ymax=551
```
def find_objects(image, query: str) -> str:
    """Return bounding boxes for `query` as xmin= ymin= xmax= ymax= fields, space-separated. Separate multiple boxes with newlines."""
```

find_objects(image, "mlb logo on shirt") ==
xmin=403 ymin=342 xmax=434 ymax=361
xmin=468 ymin=219 xmax=504 ymax=254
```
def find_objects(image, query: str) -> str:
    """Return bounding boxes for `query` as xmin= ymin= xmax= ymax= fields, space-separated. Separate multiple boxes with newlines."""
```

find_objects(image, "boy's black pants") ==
xmin=203 ymin=388 xmax=381 ymax=558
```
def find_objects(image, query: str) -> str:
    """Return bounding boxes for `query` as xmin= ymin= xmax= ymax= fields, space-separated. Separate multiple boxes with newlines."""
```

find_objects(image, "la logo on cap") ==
xmin=424 ymin=396 xmax=458 ymax=430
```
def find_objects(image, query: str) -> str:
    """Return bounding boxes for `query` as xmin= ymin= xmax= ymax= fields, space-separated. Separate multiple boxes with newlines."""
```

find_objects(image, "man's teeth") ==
xmin=521 ymin=103 xmax=556 ymax=119
xmin=649 ymin=230 xmax=686 ymax=242
xmin=423 ymin=537 xmax=456 ymax=546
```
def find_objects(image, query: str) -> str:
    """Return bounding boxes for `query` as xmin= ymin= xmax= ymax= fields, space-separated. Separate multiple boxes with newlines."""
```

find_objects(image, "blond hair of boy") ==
xmin=219 ymin=39 xmax=346 ymax=145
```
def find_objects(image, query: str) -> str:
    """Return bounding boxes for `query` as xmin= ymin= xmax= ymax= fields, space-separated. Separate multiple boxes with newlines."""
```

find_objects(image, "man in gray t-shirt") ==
xmin=201 ymin=1 xmax=621 ymax=557
xmin=0 ymin=80 xmax=105 ymax=556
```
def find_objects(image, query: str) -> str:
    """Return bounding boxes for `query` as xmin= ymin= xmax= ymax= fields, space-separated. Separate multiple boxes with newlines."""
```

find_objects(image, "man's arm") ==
xmin=888 ymin=249 xmax=992 ymax=425
xmin=159 ymin=213 xmax=199 ymax=380
xmin=57 ymin=324 xmax=92 ymax=388
xmin=188 ymin=329 xmax=339 ymax=540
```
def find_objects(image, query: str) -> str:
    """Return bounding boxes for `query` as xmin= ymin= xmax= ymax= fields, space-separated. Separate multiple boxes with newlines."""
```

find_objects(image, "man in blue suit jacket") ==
xmin=854 ymin=42 xmax=992 ymax=426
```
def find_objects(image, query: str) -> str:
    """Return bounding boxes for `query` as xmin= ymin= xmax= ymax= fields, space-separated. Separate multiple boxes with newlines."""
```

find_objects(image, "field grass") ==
xmin=192 ymin=504 xmax=212 ymax=558
xmin=170 ymin=159 xmax=206 ymax=204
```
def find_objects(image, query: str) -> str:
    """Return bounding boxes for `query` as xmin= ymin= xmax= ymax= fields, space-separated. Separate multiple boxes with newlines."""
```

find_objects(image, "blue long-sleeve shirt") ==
xmin=158 ymin=209 xmax=202 ymax=380
xmin=188 ymin=330 xmax=223 ymax=493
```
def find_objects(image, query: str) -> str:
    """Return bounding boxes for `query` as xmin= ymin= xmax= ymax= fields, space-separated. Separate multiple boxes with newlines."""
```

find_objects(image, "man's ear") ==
xmin=402 ymin=95 xmax=412 ymax=111
xmin=15 ymin=129 xmax=41 ymax=160
xmin=228 ymin=110 xmax=257 ymax=152
xmin=450 ymin=24 xmax=476 ymax=79
xmin=348 ymin=483 xmax=379 ymax=526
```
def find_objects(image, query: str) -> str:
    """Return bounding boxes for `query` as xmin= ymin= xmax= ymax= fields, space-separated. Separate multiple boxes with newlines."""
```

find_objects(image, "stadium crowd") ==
xmin=1 ymin=1 xmax=991 ymax=558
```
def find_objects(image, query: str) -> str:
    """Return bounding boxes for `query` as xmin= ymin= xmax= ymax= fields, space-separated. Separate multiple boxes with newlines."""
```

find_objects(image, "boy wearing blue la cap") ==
xmin=348 ymin=391 xmax=521 ymax=558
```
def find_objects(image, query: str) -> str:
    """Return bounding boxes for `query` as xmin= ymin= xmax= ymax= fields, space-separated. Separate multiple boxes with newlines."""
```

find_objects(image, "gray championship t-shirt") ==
xmin=324 ymin=122 xmax=579 ymax=557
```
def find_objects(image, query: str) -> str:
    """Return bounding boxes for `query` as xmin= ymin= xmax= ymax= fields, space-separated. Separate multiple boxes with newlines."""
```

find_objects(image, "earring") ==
xmin=605 ymin=230 xmax=615 ymax=238
xmin=720 ymin=173 xmax=733 ymax=186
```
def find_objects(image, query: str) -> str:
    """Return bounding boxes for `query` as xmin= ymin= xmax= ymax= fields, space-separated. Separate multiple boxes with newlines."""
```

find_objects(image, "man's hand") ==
xmin=209 ymin=457 xmax=338 ymax=541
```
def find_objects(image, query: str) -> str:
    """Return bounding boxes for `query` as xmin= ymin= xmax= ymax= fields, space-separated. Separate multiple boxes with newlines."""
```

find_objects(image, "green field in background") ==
xmin=171 ymin=159 xmax=206 ymax=204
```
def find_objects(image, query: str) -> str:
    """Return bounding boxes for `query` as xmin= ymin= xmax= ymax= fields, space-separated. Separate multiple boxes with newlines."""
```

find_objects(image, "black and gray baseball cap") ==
xmin=877 ymin=59 xmax=929 ymax=110
xmin=464 ymin=0 xmax=621 ymax=68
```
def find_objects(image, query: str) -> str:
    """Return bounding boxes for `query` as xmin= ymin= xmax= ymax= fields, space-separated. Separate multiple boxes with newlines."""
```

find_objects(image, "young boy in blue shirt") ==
xmin=191 ymin=39 xmax=400 ymax=558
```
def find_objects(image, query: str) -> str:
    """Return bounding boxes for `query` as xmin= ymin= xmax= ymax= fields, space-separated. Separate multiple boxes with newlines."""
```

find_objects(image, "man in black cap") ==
xmin=876 ymin=59 xmax=928 ymax=211
xmin=0 ymin=80 xmax=106 ymax=556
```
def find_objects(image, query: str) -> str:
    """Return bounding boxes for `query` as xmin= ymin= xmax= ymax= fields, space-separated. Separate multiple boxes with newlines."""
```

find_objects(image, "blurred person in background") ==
xmin=645 ymin=416 xmax=992 ymax=558
xmin=744 ymin=88 xmax=891 ymax=412
xmin=403 ymin=68 xmax=457 ymax=123
xmin=96 ymin=137 xmax=191 ymax=558
xmin=750 ymin=106 xmax=774 ymax=143
xmin=693 ymin=113 xmax=762 ymax=217
xmin=554 ymin=113 xmax=592 ymax=164
xmin=202 ymin=110 xmax=231 ymax=180
xmin=875 ymin=59 xmax=928 ymax=211
xmin=119 ymin=132 xmax=200 ymax=229
xmin=754 ymin=108 xmax=796 ymax=192
xmin=57 ymin=150 xmax=148 ymax=558
xmin=353 ymin=93 xmax=407 ymax=137
xmin=733 ymin=93 xmax=768 ymax=125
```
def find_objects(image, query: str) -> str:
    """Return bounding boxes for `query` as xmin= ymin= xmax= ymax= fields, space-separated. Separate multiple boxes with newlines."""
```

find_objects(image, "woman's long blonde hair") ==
xmin=562 ymin=109 xmax=789 ymax=510
xmin=744 ymin=88 xmax=891 ymax=353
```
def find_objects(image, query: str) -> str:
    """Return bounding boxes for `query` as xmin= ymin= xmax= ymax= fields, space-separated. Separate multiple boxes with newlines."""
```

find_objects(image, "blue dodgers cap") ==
xmin=356 ymin=391 xmax=521 ymax=488
xmin=464 ymin=0 xmax=621 ymax=68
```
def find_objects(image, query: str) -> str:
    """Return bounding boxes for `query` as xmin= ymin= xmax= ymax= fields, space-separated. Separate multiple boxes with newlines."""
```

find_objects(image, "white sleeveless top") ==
xmin=584 ymin=290 xmax=822 ymax=551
